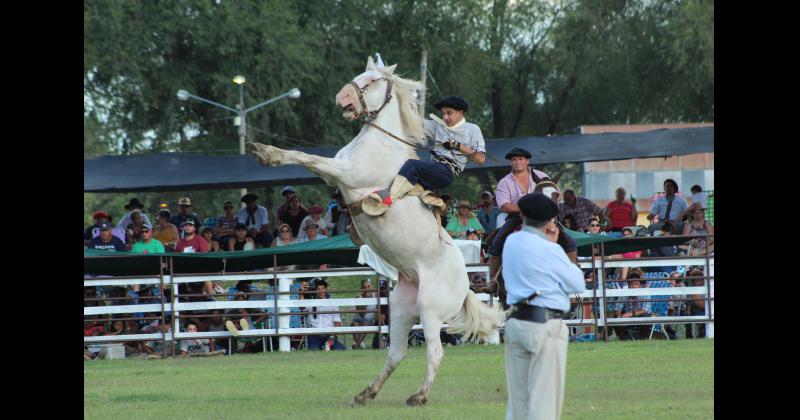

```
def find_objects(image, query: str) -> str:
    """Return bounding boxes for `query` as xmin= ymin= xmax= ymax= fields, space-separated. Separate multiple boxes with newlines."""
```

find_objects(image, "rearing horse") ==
xmin=250 ymin=55 xmax=504 ymax=406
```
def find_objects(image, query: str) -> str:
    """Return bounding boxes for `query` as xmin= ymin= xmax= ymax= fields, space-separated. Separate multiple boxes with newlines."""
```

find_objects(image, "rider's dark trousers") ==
xmin=398 ymin=160 xmax=455 ymax=191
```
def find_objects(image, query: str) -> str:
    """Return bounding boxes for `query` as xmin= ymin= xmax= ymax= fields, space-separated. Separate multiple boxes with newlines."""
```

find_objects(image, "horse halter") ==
xmin=349 ymin=77 xmax=393 ymax=122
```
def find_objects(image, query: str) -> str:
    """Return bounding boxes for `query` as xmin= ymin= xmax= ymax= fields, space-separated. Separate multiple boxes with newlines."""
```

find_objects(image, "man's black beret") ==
xmin=434 ymin=96 xmax=469 ymax=113
xmin=504 ymin=147 xmax=532 ymax=160
xmin=518 ymin=192 xmax=559 ymax=222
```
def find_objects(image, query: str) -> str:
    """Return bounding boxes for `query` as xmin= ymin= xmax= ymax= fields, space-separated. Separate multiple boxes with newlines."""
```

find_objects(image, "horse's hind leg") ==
xmin=350 ymin=275 xmax=417 ymax=406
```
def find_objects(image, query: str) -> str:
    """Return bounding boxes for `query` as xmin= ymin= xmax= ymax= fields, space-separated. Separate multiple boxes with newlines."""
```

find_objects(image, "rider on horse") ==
xmin=362 ymin=96 xmax=487 ymax=216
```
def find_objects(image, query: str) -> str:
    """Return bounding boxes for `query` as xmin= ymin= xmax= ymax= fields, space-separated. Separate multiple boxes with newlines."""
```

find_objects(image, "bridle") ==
xmin=349 ymin=77 xmax=393 ymax=123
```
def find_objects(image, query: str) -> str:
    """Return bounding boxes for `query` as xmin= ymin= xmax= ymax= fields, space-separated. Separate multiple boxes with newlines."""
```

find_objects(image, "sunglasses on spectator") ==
xmin=306 ymin=226 xmax=318 ymax=229
xmin=589 ymin=224 xmax=600 ymax=227
xmin=279 ymin=229 xmax=290 ymax=233
xmin=142 ymin=229 xmax=151 ymax=233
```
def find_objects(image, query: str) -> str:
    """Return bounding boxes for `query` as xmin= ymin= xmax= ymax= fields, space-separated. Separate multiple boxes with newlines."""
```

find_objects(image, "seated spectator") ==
xmin=175 ymin=220 xmax=209 ymax=253
xmin=206 ymin=309 xmax=227 ymax=352
xmin=298 ymin=223 xmax=327 ymax=242
xmin=171 ymin=197 xmax=202 ymax=238
xmin=605 ymin=187 xmax=638 ymax=232
xmin=464 ymin=229 xmax=486 ymax=261
xmin=143 ymin=319 xmax=173 ymax=356
xmin=200 ymin=226 xmax=220 ymax=252
xmin=559 ymin=189 xmax=604 ymax=231
xmin=307 ymin=279 xmax=345 ymax=351
xmin=276 ymin=186 xmax=304 ymax=222
xmin=619 ymin=270 xmax=651 ymax=339
xmin=271 ymin=223 xmax=296 ymax=247
xmin=228 ymin=223 xmax=255 ymax=251
xmin=476 ymin=191 xmax=501 ymax=234
xmin=179 ymin=322 xmax=211 ymax=356
xmin=131 ymin=223 xmax=165 ymax=254
xmin=89 ymin=222 xmax=126 ymax=251
xmin=117 ymin=198 xmax=152 ymax=229
xmin=124 ymin=210 xmax=147 ymax=249
xmin=214 ymin=200 xmax=238 ymax=246
xmin=279 ymin=195 xmax=309 ymax=238
xmin=153 ymin=210 xmax=180 ymax=252
xmin=104 ymin=320 xmax=125 ymax=336
xmin=647 ymin=179 xmax=689 ymax=234
xmin=682 ymin=206 xmax=714 ymax=255
xmin=298 ymin=205 xmax=330 ymax=240
xmin=469 ymin=272 xmax=490 ymax=293
xmin=561 ymin=214 xmax=579 ymax=232
xmin=649 ymin=223 xmax=678 ymax=273
xmin=689 ymin=185 xmax=707 ymax=212
xmin=323 ymin=189 xmax=351 ymax=236
xmin=123 ymin=320 xmax=144 ymax=356
xmin=351 ymin=279 xmax=377 ymax=350
xmin=586 ymin=217 xmax=604 ymax=235
xmin=239 ymin=193 xmax=272 ymax=248
xmin=620 ymin=228 xmax=643 ymax=259
xmin=85 ymin=211 xmax=111 ymax=246
xmin=686 ymin=267 xmax=707 ymax=339
xmin=446 ymin=201 xmax=484 ymax=239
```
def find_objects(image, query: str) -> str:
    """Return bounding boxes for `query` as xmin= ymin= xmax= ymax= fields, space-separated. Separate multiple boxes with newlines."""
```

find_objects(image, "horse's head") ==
xmin=533 ymin=173 xmax=562 ymax=204
xmin=336 ymin=55 xmax=397 ymax=121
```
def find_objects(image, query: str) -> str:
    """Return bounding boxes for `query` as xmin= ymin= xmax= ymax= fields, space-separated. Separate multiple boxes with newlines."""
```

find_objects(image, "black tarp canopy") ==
xmin=84 ymin=126 xmax=713 ymax=192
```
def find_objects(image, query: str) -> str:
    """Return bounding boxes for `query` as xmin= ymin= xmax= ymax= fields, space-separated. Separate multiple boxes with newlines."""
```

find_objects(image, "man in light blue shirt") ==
xmin=502 ymin=192 xmax=585 ymax=420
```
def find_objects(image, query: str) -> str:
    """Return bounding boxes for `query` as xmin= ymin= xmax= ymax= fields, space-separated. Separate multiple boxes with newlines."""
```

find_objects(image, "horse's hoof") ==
xmin=349 ymin=390 xmax=372 ymax=407
xmin=405 ymin=394 xmax=427 ymax=406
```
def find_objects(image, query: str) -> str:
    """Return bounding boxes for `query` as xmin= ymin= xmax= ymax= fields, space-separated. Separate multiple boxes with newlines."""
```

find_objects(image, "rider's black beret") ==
xmin=518 ymin=192 xmax=559 ymax=222
xmin=504 ymin=147 xmax=532 ymax=160
xmin=434 ymin=96 xmax=469 ymax=113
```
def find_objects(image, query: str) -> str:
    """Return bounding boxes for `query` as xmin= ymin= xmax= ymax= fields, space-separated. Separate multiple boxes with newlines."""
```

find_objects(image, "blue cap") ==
xmin=99 ymin=222 xmax=112 ymax=230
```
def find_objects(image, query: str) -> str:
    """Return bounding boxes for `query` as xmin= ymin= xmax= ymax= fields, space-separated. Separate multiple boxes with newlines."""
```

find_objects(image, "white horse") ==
xmin=250 ymin=55 xmax=505 ymax=406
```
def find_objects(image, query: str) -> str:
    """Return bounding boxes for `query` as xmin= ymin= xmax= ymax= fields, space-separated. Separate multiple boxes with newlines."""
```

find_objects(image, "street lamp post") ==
xmin=177 ymin=78 xmax=301 ymax=197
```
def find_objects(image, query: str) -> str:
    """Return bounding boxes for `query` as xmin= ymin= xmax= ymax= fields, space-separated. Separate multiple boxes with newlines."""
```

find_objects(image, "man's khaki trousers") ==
xmin=504 ymin=317 xmax=568 ymax=420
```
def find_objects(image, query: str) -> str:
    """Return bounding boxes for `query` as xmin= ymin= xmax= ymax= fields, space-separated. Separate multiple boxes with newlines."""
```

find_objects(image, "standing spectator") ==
xmin=276 ymin=186 xmax=304 ymax=222
xmin=647 ymin=179 xmax=689 ymax=233
xmin=307 ymin=279 xmax=345 ymax=351
xmin=179 ymin=322 xmax=211 ymax=356
xmin=323 ymin=189 xmax=351 ymax=236
xmin=605 ymin=187 xmax=638 ymax=232
xmin=271 ymin=223 xmax=297 ymax=247
xmin=238 ymin=193 xmax=272 ymax=248
xmin=200 ymin=227 xmax=220 ymax=252
xmin=175 ymin=220 xmax=209 ymax=253
xmin=476 ymin=191 xmax=501 ymax=234
xmin=351 ymin=279 xmax=377 ymax=350
xmin=131 ymin=223 xmax=165 ymax=254
xmin=228 ymin=223 xmax=256 ymax=251
xmin=124 ymin=210 xmax=147 ymax=250
xmin=170 ymin=197 xmax=202 ymax=238
xmin=682 ymin=206 xmax=714 ymax=255
xmin=298 ymin=205 xmax=330 ymax=240
xmin=153 ymin=210 xmax=180 ymax=252
xmin=445 ymin=201 xmax=484 ymax=239
xmin=559 ymin=189 xmax=604 ymax=231
xmin=278 ymin=195 xmax=309 ymax=238
xmin=117 ymin=198 xmax=152 ymax=229
xmin=494 ymin=147 xmax=550 ymax=229
xmin=89 ymin=222 xmax=126 ymax=251
xmin=298 ymin=223 xmax=327 ymax=242
xmin=84 ymin=211 xmax=111 ymax=246
xmin=214 ymin=200 xmax=238 ymax=246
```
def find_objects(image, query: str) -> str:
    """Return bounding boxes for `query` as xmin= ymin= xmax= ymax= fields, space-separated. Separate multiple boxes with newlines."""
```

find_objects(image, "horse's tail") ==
xmin=446 ymin=290 xmax=508 ymax=342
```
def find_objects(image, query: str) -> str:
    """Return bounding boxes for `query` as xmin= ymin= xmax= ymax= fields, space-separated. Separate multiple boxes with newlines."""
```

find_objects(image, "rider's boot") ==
xmin=419 ymin=190 xmax=446 ymax=212
xmin=362 ymin=175 xmax=417 ymax=216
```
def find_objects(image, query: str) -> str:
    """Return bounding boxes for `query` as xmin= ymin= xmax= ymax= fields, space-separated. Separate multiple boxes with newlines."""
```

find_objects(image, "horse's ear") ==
xmin=386 ymin=63 xmax=397 ymax=74
xmin=530 ymin=168 xmax=542 ymax=184
xmin=366 ymin=56 xmax=376 ymax=71
xmin=552 ymin=172 xmax=562 ymax=184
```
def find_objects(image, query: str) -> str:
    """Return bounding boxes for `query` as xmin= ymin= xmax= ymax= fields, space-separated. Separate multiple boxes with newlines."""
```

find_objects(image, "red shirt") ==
xmin=606 ymin=201 xmax=635 ymax=229
xmin=176 ymin=235 xmax=209 ymax=253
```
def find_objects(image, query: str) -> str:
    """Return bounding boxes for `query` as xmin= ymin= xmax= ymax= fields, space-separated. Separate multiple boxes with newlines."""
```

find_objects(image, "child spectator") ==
xmin=307 ymin=279 xmax=345 ymax=351
xmin=179 ymin=322 xmax=211 ymax=355
xmin=561 ymin=214 xmax=579 ymax=232
xmin=200 ymin=226 xmax=220 ymax=252
xmin=228 ymin=223 xmax=256 ymax=251
xmin=298 ymin=205 xmax=330 ymax=240
xmin=153 ymin=210 xmax=180 ymax=251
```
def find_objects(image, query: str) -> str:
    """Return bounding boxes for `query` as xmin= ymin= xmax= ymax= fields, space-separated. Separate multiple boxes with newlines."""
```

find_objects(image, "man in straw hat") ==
xmin=362 ymin=95 xmax=487 ymax=216
xmin=171 ymin=197 xmax=202 ymax=238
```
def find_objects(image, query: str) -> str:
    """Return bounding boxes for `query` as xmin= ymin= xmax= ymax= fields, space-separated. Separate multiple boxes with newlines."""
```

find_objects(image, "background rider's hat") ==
xmin=433 ymin=96 xmax=469 ymax=113
xmin=504 ymin=147 xmax=532 ymax=160
xmin=124 ymin=198 xmax=145 ymax=210
xmin=518 ymin=192 xmax=559 ymax=222
xmin=241 ymin=193 xmax=258 ymax=203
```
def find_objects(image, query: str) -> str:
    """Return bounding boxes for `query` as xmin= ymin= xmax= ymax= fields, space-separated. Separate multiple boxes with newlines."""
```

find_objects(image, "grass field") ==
xmin=84 ymin=339 xmax=713 ymax=419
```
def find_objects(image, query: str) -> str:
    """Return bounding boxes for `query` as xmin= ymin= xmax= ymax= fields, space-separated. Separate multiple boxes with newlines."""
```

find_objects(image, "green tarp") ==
xmin=85 ymin=231 xmax=697 ymax=277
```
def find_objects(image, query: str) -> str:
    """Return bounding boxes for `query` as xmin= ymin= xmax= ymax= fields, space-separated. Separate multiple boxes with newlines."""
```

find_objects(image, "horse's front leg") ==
xmin=250 ymin=142 xmax=352 ymax=186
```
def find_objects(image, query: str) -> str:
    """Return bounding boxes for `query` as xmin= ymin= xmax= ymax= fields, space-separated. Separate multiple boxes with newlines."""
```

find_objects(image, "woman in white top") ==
xmin=271 ymin=223 xmax=296 ymax=247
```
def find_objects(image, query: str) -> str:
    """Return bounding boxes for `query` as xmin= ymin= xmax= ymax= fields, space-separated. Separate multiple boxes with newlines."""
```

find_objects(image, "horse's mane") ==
xmin=375 ymin=68 xmax=425 ymax=145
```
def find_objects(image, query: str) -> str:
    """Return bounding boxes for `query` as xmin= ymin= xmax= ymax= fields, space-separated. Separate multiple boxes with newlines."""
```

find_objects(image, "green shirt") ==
xmin=132 ymin=239 xmax=165 ymax=254
xmin=445 ymin=215 xmax=484 ymax=239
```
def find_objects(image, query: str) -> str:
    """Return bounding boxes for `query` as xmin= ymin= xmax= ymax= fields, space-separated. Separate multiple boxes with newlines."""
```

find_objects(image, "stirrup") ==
xmin=362 ymin=191 xmax=391 ymax=216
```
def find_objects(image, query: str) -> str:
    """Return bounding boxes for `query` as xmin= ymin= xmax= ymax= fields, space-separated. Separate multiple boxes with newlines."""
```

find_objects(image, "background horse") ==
xmin=250 ymin=55 xmax=504 ymax=406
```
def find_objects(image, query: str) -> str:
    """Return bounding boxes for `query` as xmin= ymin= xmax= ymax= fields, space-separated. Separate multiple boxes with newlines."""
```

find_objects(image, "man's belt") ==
xmin=509 ymin=305 xmax=565 ymax=323
xmin=430 ymin=152 xmax=462 ymax=177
